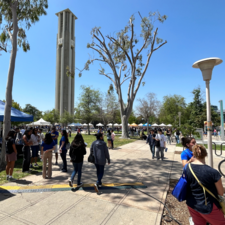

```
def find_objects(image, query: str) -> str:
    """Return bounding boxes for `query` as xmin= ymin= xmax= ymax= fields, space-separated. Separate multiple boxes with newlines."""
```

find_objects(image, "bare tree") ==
xmin=78 ymin=12 xmax=167 ymax=138
xmin=136 ymin=93 xmax=160 ymax=133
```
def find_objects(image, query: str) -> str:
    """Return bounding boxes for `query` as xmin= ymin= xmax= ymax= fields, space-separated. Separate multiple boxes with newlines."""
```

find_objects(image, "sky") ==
xmin=1 ymin=0 xmax=225 ymax=113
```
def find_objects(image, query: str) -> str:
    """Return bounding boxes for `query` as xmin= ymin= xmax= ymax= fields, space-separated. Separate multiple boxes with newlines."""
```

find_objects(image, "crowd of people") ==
xmin=4 ymin=127 xmax=110 ymax=191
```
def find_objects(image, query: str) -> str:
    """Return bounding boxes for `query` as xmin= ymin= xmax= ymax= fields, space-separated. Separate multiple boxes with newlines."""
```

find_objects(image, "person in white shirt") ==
xmin=38 ymin=128 xmax=45 ymax=156
xmin=155 ymin=128 xmax=167 ymax=160
xmin=30 ymin=128 xmax=40 ymax=167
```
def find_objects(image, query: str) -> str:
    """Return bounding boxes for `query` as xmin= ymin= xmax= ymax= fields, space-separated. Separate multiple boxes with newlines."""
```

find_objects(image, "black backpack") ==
xmin=6 ymin=138 xmax=15 ymax=154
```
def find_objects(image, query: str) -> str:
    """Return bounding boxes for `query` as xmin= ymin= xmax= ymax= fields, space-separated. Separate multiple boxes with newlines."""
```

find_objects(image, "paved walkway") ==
xmin=0 ymin=140 xmax=180 ymax=225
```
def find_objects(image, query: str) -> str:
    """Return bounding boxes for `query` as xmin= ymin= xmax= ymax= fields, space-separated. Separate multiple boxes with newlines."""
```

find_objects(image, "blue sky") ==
xmin=1 ymin=0 xmax=225 ymax=112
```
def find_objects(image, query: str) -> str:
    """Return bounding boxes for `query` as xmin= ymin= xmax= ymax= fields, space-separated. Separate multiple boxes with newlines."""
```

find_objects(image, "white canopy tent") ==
xmin=26 ymin=118 xmax=52 ymax=127
xmin=167 ymin=124 xmax=172 ymax=127
xmin=119 ymin=124 xmax=122 ymax=126
xmin=151 ymin=123 xmax=158 ymax=127
xmin=138 ymin=123 xmax=143 ymax=127
xmin=96 ymin=123 xmax=104 ymax=126
xmin=113 ymin=123 xmax=119 ymax=127
xmin=107 ymin=123 xmax=113 ymax=127
xmin=159 ymin=123 xmax=166 ymax=127
xmin=82 ymin=123 xmax=94 ymax=127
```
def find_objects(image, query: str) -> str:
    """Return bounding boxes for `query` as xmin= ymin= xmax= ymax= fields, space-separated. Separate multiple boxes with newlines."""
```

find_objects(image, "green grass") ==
xmin=176 ymin=143 xmax=225 ymax=150
xmin=0 ymin=134 xmax=139 ymax=185
xmin=0 ymin=157 xmax=43 ymax=185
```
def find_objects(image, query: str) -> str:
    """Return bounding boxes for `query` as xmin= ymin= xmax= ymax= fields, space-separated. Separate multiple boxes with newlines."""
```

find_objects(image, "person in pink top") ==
xmin=111 ymin=130 xmax=115 ymax=149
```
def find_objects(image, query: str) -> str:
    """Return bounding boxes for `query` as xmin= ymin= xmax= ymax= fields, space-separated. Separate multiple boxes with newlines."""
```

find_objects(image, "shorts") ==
xmin=6 ymin=152 xmax=17 ymax=162
xmin=31 ymin=145 xmax=39 ymax=158
xmin=54 ymin=144 xmax=58 ymax=153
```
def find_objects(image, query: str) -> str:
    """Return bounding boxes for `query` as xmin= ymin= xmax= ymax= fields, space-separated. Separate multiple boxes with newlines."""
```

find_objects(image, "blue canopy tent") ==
xmin=68 ymin=123 xmax=83 ymax=127
xmin=0 ymin=100 xmax=33 ymax=122
xmin=143 ymin=123 xmax=151 ymax=127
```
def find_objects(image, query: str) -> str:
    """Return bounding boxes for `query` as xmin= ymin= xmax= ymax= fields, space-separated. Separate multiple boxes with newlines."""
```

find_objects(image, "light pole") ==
xmin=193 ymin=57 xmax=223 ymax=167
xmin=178 ymin=112 xmax=181 ymax=127
xmin=219 ymin=100 xmax=224 ymax=141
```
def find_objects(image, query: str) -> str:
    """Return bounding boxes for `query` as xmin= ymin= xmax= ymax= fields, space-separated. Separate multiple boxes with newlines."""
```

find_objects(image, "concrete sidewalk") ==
xmin=0 ymin=140 xmax=179 ymax=225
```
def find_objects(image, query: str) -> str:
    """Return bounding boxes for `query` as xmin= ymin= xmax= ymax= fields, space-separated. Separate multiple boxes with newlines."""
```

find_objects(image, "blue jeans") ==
xmin=150 ymin=144 xmax=155 ymax=157
xmin=95 ymin=164 xmax=105 ymax=185
xmin=176 ymin=135 xmax=180 ymax=144
xmin=60 ymin=150 xmax=67 ymax=171
xmin=71 ymin=162 xmax=83 ymax=184
xmin=31 ymin=145 xmax=39 ymax=158
xmin=167 ymin=136 xmax=171 ymax=144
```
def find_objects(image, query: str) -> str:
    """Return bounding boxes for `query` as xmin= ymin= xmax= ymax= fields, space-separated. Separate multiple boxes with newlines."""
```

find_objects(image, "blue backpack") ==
xmin=172 ymin=164 xmax=188 ymax=202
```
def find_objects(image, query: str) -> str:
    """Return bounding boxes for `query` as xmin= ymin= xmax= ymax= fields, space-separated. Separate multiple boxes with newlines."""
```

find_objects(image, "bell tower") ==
xmin=55 ymin=9 xmax=77 ymax=116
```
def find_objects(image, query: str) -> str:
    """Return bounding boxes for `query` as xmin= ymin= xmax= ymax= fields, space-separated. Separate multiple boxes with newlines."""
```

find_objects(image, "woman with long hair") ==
xmin=181 ymin=137 xmax=196 ymax=167
xmin=185 ymin=145 xmax=225 ymax=224
xmin=59 ymin=130 xmax=69 ymax=172
xmin=107 ymin=130 xmax=112 ymax=148
xmin=5 ymin=130 xmax=17 ymax=181
xmin=22 ymin=129 xmax=33 ymax=173
xmin=30 ymin=128 xmax=40 ymax=168
xmin=68 ymin=133 xmax=86 ymax=187
xmin=41 ymin=133 xmax=55 ymax=179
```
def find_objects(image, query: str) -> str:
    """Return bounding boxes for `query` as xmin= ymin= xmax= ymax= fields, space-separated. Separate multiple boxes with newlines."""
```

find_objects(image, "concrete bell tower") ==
xmin=55 ymin=9 xmax=77 ymax=116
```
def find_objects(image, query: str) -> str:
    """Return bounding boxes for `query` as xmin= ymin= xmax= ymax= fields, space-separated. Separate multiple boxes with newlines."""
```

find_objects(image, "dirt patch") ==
xmin=161 ymin=179 xmax=190 ymax=225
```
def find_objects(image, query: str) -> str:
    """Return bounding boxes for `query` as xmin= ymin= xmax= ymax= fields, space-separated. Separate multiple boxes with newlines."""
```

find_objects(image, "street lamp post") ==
xmin=178 ymin=112 xmax=181 ymax=127
xmin=219 ymin=100 xmax=224 ymax=141
xmin=193 ymin=57 xmax=223 ymax=167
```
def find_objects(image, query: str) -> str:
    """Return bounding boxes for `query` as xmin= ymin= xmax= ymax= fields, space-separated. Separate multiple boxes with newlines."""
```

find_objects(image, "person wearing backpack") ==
xmin=155 ymin=129 xmax=167 ymax=160
xmin=5 ymin=130 xmax=17 ymax=181
xmin=68 ymin=133 xmax=87 ymax=187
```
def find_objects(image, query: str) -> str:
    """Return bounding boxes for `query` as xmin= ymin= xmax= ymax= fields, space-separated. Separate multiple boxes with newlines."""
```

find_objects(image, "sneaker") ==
xmin=69 ymin=180 xmax=73 ymax=187
xmin=94 ymin=183 xmax=99 ymax=192
xmin=152 ymin=156 xmax=154 ymax=159
xmin=23 ymin=170 xmax=31 ymax=173
xmin=9 ymin=177 xmax=17 ymax=182
xmin=6 ymin=176 xmax=9 ymax=180
xmin=61 ymin=170 xmax=68 ymax=173
xmin=77 ymin=182 xmax=83 ymax=188
xmin=34 ymin=163 xmax=39 ymax=167
xmin=30 ymin=164 xmax=33 ymax=168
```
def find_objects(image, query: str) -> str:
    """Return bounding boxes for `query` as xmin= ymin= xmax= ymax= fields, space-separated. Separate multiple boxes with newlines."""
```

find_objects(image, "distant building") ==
xmin=211 ymin=105 xmax=218 ymax=111
xmin=55 ymin=9 xmax=77 ymax=116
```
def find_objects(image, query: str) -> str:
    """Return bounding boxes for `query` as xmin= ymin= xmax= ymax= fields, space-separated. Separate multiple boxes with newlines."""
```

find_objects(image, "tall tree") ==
xmin=0 ymin=0 xmax=48 ymax=166
xmin=23 ymin=104 xmax=42 ymax=121
xmin=76 ymin=86 xmax=101 ymax=135
xmin=136 ymin=92 xmax=160 ymax=132
xmin=2 ymin=99 xmax=22 ymax=111
xmin=158 ymin=95 xmax=187 ymax=125
xmin=43 ymin=109 xmax=60 ymax=125
xmin=60 ymin=110 xmax=74 ymax=127
xmin=78 ymin=12 xmax=167 ymax=138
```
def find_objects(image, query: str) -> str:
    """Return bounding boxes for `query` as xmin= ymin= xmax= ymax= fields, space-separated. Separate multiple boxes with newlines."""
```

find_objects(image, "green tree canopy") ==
xmin=76 ymin=86 xmax=101 ymax=135
xmin=43 ymin=109 xmax=60 ymax=125
xmin=23 ymin=104 xmax=42 ymax=121
xmin=60 ymin=110 xmax=74 ymax=126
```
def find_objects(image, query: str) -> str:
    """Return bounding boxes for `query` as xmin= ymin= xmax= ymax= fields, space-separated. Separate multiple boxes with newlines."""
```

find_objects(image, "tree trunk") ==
xmin=147 ymin=120 xmax=149 ymax=134
xmin=121 ymin=115 xmax=129 ymax=138
xmin=1 ymin=3 xmax=18 ymax=167
xmin=87 ymin=124 xmax=90 ymax=135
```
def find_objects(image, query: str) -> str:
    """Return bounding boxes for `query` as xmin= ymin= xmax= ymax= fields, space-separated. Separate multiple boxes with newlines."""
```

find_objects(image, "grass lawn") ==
xmin=176 ymin=143 xmax=225 ymax=151
xmin=0 ymin=157 xmax=43 ymax=185
xmin=0 ymin=134 xmax=139 ymax=185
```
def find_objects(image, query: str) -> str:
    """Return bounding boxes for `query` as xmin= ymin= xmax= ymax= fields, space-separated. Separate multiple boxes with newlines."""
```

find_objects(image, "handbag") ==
xmin=88 ymin=148 xmax=95 ymax=164
xmin=188 ymin=163 xmax=225 ymax=214
xmin=66 ymin=142 xmax=71 ymax=149
xmin=172 ymin=164 xmax=188 ymax=201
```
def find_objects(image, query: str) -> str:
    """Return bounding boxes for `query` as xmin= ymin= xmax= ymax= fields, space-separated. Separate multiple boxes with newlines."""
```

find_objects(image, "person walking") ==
xmin=176 ymin=129 xmax=180 ymax=144
xmin=185 ymin=144 xmax=225 ymax=225
xmin=107 ymin=130 xmax=112 ymax=149
xmin=155 ymin=129 xmax=166 ymax=160
xmin=111 ymin=130 xmax=115 ymax=149
xmin=22 ymin=130 xmax=33 ymax=173
xmin=91 ymin=133 xmax=110 ymax=189
xmin=146 ymin=130 xmax=156 ymax=159
xmin=59 ymin=130 xmax=69 ymax=172
xmin=30 ymin=128 xmax=40 ymax=168
xmin=5 ymin=130 xmax=17 ymax=181
xmin=166 ymin=129 xmax=171 ymax=145
xmin=51 ymin=127 xmax=59 ymax=165
xmin=38 ymin=129 xmax=44 ymax=159
xmin=41 ymin=133 xmax=55 ymax=179
xmin=68 ymin=133 xmax=87 ymax=187
xmin=181 ymin=137 xmax=196 ymax=167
